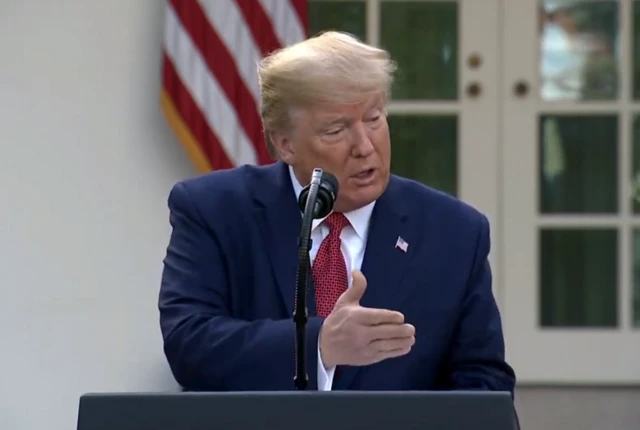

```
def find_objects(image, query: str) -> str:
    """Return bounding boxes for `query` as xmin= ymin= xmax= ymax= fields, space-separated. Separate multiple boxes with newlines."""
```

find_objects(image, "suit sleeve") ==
xmin=444 ymin=214 xmax=516 ymax=395
xmin=159 ymin=182 xmax=324 ymax=391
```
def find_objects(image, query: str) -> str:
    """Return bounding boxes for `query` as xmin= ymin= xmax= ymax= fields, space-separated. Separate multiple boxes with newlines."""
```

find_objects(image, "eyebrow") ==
xmin=321 ymin=117 xmax=351 ymax=128
xmin=318 ymin=105 xmax=383 ymax=129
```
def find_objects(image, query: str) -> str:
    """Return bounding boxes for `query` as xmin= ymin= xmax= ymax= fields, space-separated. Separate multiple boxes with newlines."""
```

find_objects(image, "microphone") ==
xmin=293 ymin=168 xmax=339 ymax=390
xmin=298 ymin=171 xmax=339 ymax=219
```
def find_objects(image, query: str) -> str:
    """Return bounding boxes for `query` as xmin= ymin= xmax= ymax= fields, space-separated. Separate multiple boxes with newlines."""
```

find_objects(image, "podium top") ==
xmin=77 ymin=390 xmax=517 ymax=430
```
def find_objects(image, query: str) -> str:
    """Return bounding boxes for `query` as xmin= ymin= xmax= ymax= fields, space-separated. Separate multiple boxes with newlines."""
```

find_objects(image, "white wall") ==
xmin=0 ymin=1 xmax=194 ymax=429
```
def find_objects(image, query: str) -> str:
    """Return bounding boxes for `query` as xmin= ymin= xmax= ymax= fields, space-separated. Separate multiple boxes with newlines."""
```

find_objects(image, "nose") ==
xmin=351 ymin=122 xmax=375 ymax=158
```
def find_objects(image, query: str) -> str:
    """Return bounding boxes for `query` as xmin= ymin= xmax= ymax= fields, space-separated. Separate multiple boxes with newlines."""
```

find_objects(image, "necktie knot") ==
xmin=324 ymin=212 xmax=349 ymax=235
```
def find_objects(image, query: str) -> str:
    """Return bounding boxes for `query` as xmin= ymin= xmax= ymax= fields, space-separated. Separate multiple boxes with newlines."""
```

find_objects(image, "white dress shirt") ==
xmin=288 ymin=166 xmax=375 ymax=390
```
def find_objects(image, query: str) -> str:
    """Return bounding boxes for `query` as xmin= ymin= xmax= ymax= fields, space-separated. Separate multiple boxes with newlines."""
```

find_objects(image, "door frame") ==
xmin=500 ymin=0 xmax=640 ymax=384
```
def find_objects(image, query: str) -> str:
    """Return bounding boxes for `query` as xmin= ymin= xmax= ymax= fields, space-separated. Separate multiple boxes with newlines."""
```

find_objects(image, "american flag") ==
xmin=160 ymin=0 xmax=308 ymax=172
xmin=395 ymin=236 xmax=409 ymax=253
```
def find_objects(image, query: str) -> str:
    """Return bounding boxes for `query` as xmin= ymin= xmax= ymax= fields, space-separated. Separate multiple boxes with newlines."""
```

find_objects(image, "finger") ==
xmin=357 ymin=308 xmax=405 ymax=325
xmin=378 ymin=346 xmax=413 ymax=361
xmin=369 ymin=336 xmax=415 ymax=353
xmin=335 ymin=270 xmax=367 ymax=306
xmin=362 ymin=345 xmax=413 ymax=366
xmin=369 ymin=323 xmax=415 ymax=340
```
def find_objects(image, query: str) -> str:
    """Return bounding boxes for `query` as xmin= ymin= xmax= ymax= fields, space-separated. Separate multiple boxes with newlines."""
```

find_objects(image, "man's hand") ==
xmin=319 ymin=270 xmax=415 ymax=369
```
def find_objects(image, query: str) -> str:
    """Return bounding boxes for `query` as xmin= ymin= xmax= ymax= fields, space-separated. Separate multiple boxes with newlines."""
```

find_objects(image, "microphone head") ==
xmin=320 ymin=172 xmax=339 ymax=198
xmin=298 ymin=170 xmax=340 ymax=218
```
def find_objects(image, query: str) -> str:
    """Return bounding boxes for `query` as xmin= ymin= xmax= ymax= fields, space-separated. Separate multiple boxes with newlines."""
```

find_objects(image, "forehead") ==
xmin=304 ymin=93 xmax=384 ymax=123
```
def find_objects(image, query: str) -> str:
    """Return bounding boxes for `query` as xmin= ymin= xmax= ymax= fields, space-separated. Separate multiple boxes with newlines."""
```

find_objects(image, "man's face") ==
xmin=274 ymin=93 xmax=391 ymax=213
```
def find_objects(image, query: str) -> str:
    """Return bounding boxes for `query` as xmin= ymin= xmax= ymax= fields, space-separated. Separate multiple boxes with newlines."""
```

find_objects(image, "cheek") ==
xmin=370 ymin=126 xmax=391 ymax=154
xmin=308 ymin=138 xmax=352 ymax=171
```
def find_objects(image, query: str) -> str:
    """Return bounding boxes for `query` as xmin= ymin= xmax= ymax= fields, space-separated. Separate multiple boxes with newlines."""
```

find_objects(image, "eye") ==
xmin=325 ymin=127 xmax=344 ymax=136
xmin=367 ymin=115 xmax=381 ymax=123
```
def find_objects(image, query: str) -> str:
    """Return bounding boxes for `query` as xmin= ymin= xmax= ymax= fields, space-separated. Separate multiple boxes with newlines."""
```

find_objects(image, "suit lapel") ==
xmin=252 ymin=161 xmax=302 ymax=316
xmin=333 ymin=177 xmax=419 ymax=390
xmin=360 ymin=184 xmax=415 ymax=312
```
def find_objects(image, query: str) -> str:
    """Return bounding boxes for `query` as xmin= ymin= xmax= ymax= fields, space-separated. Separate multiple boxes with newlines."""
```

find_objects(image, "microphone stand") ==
xmin=293 ymin=169 xmax=324 ymax=390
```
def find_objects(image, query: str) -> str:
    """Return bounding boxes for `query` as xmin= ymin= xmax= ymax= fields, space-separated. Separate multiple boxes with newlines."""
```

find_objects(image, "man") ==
xmin=159 ymin=31 xmax=516 ymax=393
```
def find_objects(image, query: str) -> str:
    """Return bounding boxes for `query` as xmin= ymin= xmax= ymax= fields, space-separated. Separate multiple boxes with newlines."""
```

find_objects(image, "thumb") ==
xmin=336 ymin=270 xmax=367 ymax=306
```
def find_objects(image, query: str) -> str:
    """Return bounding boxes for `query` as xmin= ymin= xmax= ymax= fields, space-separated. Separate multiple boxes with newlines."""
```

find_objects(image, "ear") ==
xmin=269 ymin=130 xmax=296 ymax=164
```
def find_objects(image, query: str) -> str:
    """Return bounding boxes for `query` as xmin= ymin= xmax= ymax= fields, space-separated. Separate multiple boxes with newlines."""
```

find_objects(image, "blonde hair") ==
xmin=257 ymin=31 xmax=397 ymax=154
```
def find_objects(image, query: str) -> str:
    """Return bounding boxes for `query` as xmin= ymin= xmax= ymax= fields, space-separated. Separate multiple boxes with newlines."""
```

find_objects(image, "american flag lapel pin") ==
xmin=395 ymin=236 xmax=408 ymax=253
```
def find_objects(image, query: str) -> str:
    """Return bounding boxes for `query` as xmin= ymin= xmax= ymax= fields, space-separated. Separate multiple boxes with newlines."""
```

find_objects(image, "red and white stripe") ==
xmin=160 ymin=0 xmax=307 ymax=172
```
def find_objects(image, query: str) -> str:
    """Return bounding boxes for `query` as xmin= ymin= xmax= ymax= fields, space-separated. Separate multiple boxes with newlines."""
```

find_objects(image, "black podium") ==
xmin=77 ymin=391 xmax=518 ymax=430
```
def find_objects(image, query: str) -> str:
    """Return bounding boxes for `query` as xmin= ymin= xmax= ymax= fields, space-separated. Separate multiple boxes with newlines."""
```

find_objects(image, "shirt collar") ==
xmin=288 ymin=165 xmax=375 ymax=240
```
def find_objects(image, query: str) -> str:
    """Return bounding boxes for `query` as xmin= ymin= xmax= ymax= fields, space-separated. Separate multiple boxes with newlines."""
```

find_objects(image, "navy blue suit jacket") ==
xmin=159 ymin=161 xmax=515 ymax=393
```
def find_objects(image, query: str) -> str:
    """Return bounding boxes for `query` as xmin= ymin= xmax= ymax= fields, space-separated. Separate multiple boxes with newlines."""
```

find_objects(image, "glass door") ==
xmin=502 ymin=0 xmax=640 ymax=383
xmin=309 ymin=0 xmax=502 ymax=286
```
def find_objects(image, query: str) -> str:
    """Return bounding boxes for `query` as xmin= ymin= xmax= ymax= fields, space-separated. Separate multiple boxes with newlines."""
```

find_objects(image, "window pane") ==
xmin=539 ymin=228 xmax=618 ymax=328
xmin=539 ymin=115 xmax=618 ymax=214
xmin=380 ymin=1 xmax=458 ymax=100
xmin=633 ymin=229 xmax=640 ymax=327
xmin=633 ymin=1 xmax=640 ymax=99
xmin=631 ymin=115 xmax=640 ymax=212
xmin=539 ymin=0 xmax=618 ymax=101
xmin=308 ymin=1 xmax=366 ymax=42
xmin=388 ymin=115 xmax=457 ymax=196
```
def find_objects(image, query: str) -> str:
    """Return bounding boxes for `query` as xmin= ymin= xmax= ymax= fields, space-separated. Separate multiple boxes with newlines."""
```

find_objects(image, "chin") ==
xmin=338 ymin=184 xmax=386 ymax=212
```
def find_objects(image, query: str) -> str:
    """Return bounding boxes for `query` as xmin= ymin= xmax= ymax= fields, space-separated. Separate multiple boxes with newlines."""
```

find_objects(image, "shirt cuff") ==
xmin=317 ymin=338 xmax=336 ymax=391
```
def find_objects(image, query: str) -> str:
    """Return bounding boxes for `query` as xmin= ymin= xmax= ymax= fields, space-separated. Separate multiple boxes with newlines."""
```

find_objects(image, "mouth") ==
xmin=351 ymin=168 xmax=377 ymax=184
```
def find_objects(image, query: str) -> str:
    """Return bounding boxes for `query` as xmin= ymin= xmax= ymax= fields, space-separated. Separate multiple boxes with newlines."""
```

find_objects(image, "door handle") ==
xmin=466 ymin=82 xmax=482 ymax=98
xmin=513 ymin=80 xmax=530 ymax=97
